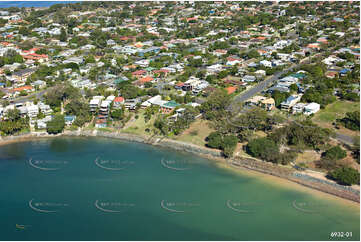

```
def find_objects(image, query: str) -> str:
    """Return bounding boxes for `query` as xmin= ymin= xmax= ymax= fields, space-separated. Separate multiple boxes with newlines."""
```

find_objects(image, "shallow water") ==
xmin=0 ymin=137 xmax=359 ymax=240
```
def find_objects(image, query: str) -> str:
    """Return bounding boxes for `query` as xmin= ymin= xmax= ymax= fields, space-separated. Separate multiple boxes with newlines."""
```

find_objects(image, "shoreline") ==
xmin=0 ymin=130 xmax=360 ymax=204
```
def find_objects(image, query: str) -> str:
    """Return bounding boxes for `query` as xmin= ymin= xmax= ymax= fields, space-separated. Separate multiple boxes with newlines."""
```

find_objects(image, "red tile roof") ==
xmin=132 ymin=70 xmax=147 ymax=75
xmin=12 ymin=85 xmax=33 ymax=92
xmin=153 ymin=69 xmax=170 ymax=74
xmin=138 ymin=76 xmax=154 ymax=83
xmin=225 ymin=86 xmax=237 ymax=94
xmin=114 ymin=97 xmax=124 ymax=103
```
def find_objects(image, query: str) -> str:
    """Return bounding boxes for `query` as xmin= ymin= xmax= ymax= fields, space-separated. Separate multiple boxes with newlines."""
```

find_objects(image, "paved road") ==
xmin=233 ymin=65 xmax=296 ymax=104
xmin=335 ymin=132 xmax=356 ymax=145
xmin=228 ymin=55 xmax=320 ymax=111
xmin=226 ymin=51 xmax=357 ymax=146
xmin=11 ymin=87 xmax=54 ymax=104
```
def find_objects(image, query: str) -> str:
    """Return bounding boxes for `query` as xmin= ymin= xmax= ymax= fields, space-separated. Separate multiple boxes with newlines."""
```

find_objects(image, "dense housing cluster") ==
xmin=0 ymin=1 xmax=359 ymax=185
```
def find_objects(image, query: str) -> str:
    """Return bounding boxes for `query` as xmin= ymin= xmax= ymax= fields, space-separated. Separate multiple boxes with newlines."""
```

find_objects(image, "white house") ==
xmin=242 ymin=75 xmax=257 ymax=82
xmin=322 ymin=56 xmax=344 ymax=66
xmin=207 ymin=64 xmax=223 ymax=73
xmin=27 ymin=105 xmax=39 ymax=119
xmin=273 ymin=40 xmax=291 ymax=49
xmin=141 ymin=95 xmax=167 ymax=108
xmin=255 ymin=70 xmax=266 ymax=77
xmin=260 ymin=60 xmax=272 ymax=68
xmin=292 ymin=103 xmax=306 ymax=114
xmin=226 ymin=57 xmax=242 ymax=66
xmin=135 ymin=59 xmax=150 ymax=67
xmin=304 ymin=102 xmax=320 ymax=116
xmin=89 ymin=96 xmax=104 ymax=112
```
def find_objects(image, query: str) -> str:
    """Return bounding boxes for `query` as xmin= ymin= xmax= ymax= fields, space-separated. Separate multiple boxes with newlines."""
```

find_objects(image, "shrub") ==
xmin=206 ymin=132 xmax=238 ymax=158
xmin=329 ymin=167 xmax=360 ymax=186
xmin=46 ymin=114 xmax=65 ymax=134
xmin=246 ymin=137 xmax=296 ymax=164
xmin=322 ymin=146 xmax=347 ymax=160
xmin=206 ymin=131 xmax=223 ymax=149
xmin=339 ymin=111 xmax=360 ymax=131
xmin=315 ymin=158 xmax=339 ymax=170
xmin=222 ymin=135 xmax=238 ymax=158
xmin=246 ymin=137 xmax=279 ymax=161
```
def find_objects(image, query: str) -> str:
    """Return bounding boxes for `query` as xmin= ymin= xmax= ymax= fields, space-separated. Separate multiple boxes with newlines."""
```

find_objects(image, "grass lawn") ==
xmin=312 ymin=100 xmax=360 ymax=137
xmin=122 ymin=110 xmax=155 ymax=136
xmin=175 ymin=119 xmax=215 ymax=147
xmin=313 ymin=100 xmax=359 ymax=124
xmin=294 ymin=150 xmax=321 ymax=168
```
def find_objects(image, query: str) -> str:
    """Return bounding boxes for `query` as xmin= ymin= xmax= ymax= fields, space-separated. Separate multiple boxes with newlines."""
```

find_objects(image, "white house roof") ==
xmin=304 ymin=102 xmax=320 ymax=110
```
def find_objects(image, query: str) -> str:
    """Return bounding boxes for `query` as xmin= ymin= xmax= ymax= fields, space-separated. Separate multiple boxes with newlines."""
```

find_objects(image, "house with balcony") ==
xmin=89 ymin=96 xmax=104 ymax=112
xmin=12 ymin=68 xmax=36 ymax=82
xmin=160 ymin=100 xmax=180 ymax=114
xmin=280 ymin=94 xmax=302 ymax=111
xmin=292 ymin=103 xmax=306 ymax=114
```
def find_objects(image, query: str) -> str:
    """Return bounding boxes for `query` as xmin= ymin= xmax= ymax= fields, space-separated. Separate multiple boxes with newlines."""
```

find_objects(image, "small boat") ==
xmin=16 ymin=224 xmax=26 ymax=230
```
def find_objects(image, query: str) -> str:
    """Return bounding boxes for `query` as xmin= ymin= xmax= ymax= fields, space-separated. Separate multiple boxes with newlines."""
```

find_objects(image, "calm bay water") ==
xmin=0 ymin=137 xmax=359 ymax=240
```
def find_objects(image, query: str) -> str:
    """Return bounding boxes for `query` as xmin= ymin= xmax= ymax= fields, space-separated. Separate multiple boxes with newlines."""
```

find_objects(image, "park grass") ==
xmin=174 ymin=119 xmax=215 ymax=146
xmin=122 ymin=110 xmax=156 ymax=136
xmin=312 ymin=100 xmax=360 ymax=137
xmin=313 ymin=100 xmax=359 ymax=124
xmin=254 ymin=130 xmax=267 ymax=138
xmin=295 ymin=150 xmax=321 ymax=168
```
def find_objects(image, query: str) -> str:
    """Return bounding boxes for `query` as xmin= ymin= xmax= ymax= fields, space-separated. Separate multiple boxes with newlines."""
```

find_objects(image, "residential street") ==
xmin=227 ymin=51 xmax=357 ymax=146
xmin=11 ymin=87 xmax=55 ymax=104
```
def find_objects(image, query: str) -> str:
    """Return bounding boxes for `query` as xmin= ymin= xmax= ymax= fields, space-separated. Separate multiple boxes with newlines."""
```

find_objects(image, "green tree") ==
xmin=271 ymin=90 xmax=290 ymax=107
xmin=46 ymin=114 xmax=65 ymax=134
xmin=245 ymin=49 xmax=260 ymax=59
xmin=144 ymin=105 xmax=158 ymax=123
xmin=0 ymin=108 xmax=29 ymax=135
xmin=246 ymin=137 xmax=279 ymax=162
xmin=200 ymin=89 xmax=231 ymax=120
xmin=329 ymin=167 xmax=360 ymax=185
xmin=110 ymin=108 xmax=124 ymax=120
xmin=289 ymin=84 xmax=298 ymax=93
xmin=206 ymin=132 xmax=238 ymax=158
xmin=339 ymin=111 xmax=360 ymax=131
xmin=322 ymin=146 xmax=347 ymax=161
xmin=59 ymin=27 xmax=67 ymax=42
xmin=222 ymin=135 xmax=238 ymax=157
xmin=206 ymin=131 xmax=223 ymax=149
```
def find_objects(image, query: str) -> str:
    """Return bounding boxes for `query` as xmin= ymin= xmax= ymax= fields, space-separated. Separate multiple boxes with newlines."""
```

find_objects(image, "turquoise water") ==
xmin=0 ymin=137 xmax=359 ymax=240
